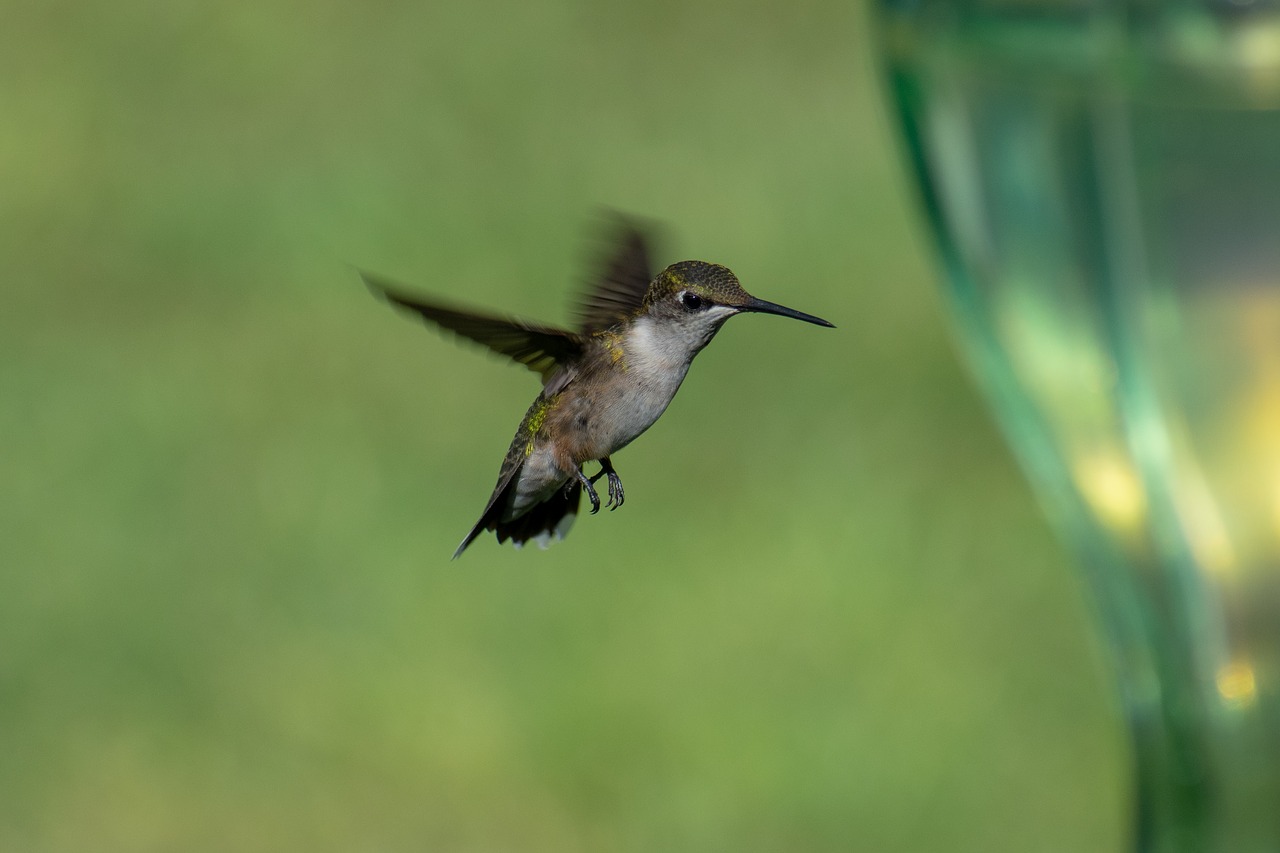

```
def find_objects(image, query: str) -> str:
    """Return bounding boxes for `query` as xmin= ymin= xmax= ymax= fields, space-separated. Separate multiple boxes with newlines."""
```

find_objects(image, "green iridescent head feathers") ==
xmin=644 ymin=260 xmax=751 ymax=308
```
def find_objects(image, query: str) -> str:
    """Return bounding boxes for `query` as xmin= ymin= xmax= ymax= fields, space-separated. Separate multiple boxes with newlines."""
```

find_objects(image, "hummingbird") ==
xmin=365 ymin=223 xmax=834 ymax=558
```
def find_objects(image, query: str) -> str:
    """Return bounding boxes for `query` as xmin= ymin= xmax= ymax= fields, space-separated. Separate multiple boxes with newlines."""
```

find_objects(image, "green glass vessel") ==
xmin=876 ymin=1 xmax=1280 ymax=850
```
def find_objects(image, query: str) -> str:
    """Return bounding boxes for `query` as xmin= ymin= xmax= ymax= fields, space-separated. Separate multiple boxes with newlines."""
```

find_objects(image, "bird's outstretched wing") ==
xmin=573 ymin=217 xmax=657 ymax=333
xmin=364 ymin=272 xmax=584 ymax=384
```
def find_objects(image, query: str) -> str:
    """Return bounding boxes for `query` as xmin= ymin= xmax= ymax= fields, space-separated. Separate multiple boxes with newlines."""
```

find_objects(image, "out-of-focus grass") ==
xmin=1 ymin=1 xmax=1125 ymax=851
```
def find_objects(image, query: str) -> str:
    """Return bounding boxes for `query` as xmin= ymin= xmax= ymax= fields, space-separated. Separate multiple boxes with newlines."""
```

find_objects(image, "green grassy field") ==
xmin=2 ymin=1 xmax=1125 ymax=850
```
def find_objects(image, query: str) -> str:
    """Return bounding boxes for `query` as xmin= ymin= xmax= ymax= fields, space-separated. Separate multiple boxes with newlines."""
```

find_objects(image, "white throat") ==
xmin=627 ymin=308 xmax=736 ymax=372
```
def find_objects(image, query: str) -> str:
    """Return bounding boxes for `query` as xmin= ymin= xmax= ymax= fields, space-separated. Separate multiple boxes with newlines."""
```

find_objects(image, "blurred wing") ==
xmin=365 ymin=272 xmax=583 ymax=383
xmin=574 ymin=220 xmax=655 ymax=332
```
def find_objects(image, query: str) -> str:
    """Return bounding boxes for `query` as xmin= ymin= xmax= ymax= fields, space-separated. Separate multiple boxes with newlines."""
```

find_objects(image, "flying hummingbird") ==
xmin=365 ymin=223 xmax=834 ymax=558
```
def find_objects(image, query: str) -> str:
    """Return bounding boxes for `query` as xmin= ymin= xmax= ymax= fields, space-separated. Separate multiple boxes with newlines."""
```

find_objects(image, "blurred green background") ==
xmin=3 ymin=0 xmax=1126 ymax=850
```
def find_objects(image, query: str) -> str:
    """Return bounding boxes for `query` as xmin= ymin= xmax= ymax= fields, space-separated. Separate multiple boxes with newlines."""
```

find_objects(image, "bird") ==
xmin=365 ymin=221 xmax=834 ymax=558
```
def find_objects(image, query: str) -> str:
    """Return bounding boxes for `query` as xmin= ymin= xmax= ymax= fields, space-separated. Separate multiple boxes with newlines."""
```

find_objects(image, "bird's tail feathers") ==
xmin=453 ymin=480 xmax=581 ymax=559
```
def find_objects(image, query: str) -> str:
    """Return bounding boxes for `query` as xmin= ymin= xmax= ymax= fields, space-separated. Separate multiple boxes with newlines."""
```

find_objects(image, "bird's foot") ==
xmin=573 ymin=467 xmax=601 ymax=514
xmin=605 ymin=470 xmax=624 ymax=510
xmin=589 ymin=457 xmax=625 ymax=511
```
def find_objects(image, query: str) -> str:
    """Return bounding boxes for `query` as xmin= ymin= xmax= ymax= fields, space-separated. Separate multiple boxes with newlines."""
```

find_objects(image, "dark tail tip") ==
xmin=492 ymin=482 xmax=582 ymax=554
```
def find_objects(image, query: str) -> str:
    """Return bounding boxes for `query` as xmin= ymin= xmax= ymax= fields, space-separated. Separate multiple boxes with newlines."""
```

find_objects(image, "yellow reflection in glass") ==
xmin=1272 ymin=471 xmax=1280 ymax=545
xmin=1216 ymin=660 xmax=1259 ymax=710
xmin=1236 ymin=21 xmax=1280 ymax=83
xmin=1074 ymin=449 xmax=1147 ymax=534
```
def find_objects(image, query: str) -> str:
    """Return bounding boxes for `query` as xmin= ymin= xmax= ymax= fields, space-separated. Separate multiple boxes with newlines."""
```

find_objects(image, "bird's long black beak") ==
xmin=741 ymin=297 xmax=835 ymax=328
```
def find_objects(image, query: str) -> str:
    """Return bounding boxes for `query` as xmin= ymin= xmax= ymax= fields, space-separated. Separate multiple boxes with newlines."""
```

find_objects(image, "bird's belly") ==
xmin=505 ymin=446 xmax=567 ymax=521
xmin=587 ymin=369 xmax=688 ymax=457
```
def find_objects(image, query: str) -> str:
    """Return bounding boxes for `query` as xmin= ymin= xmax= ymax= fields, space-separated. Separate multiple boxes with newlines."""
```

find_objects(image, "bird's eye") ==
xmin=680 ymin=291 xmax=703 ymax=311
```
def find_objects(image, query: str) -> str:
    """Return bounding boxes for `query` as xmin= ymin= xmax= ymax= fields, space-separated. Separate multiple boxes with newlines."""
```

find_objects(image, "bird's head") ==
xmin=637 ymin=260 xmax=834 ymax=357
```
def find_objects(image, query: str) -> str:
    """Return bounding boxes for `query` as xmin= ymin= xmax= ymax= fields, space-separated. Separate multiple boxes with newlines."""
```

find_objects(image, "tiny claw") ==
xmin=571 ymin=466 xmax=601 ymax=513
xmin=573 ymin=466 xmax=602 ymax=514
xmin=593 ymin=457 xmax=625 ymax=511
xmin=606 ymin=471 xmax=625 ymax=510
